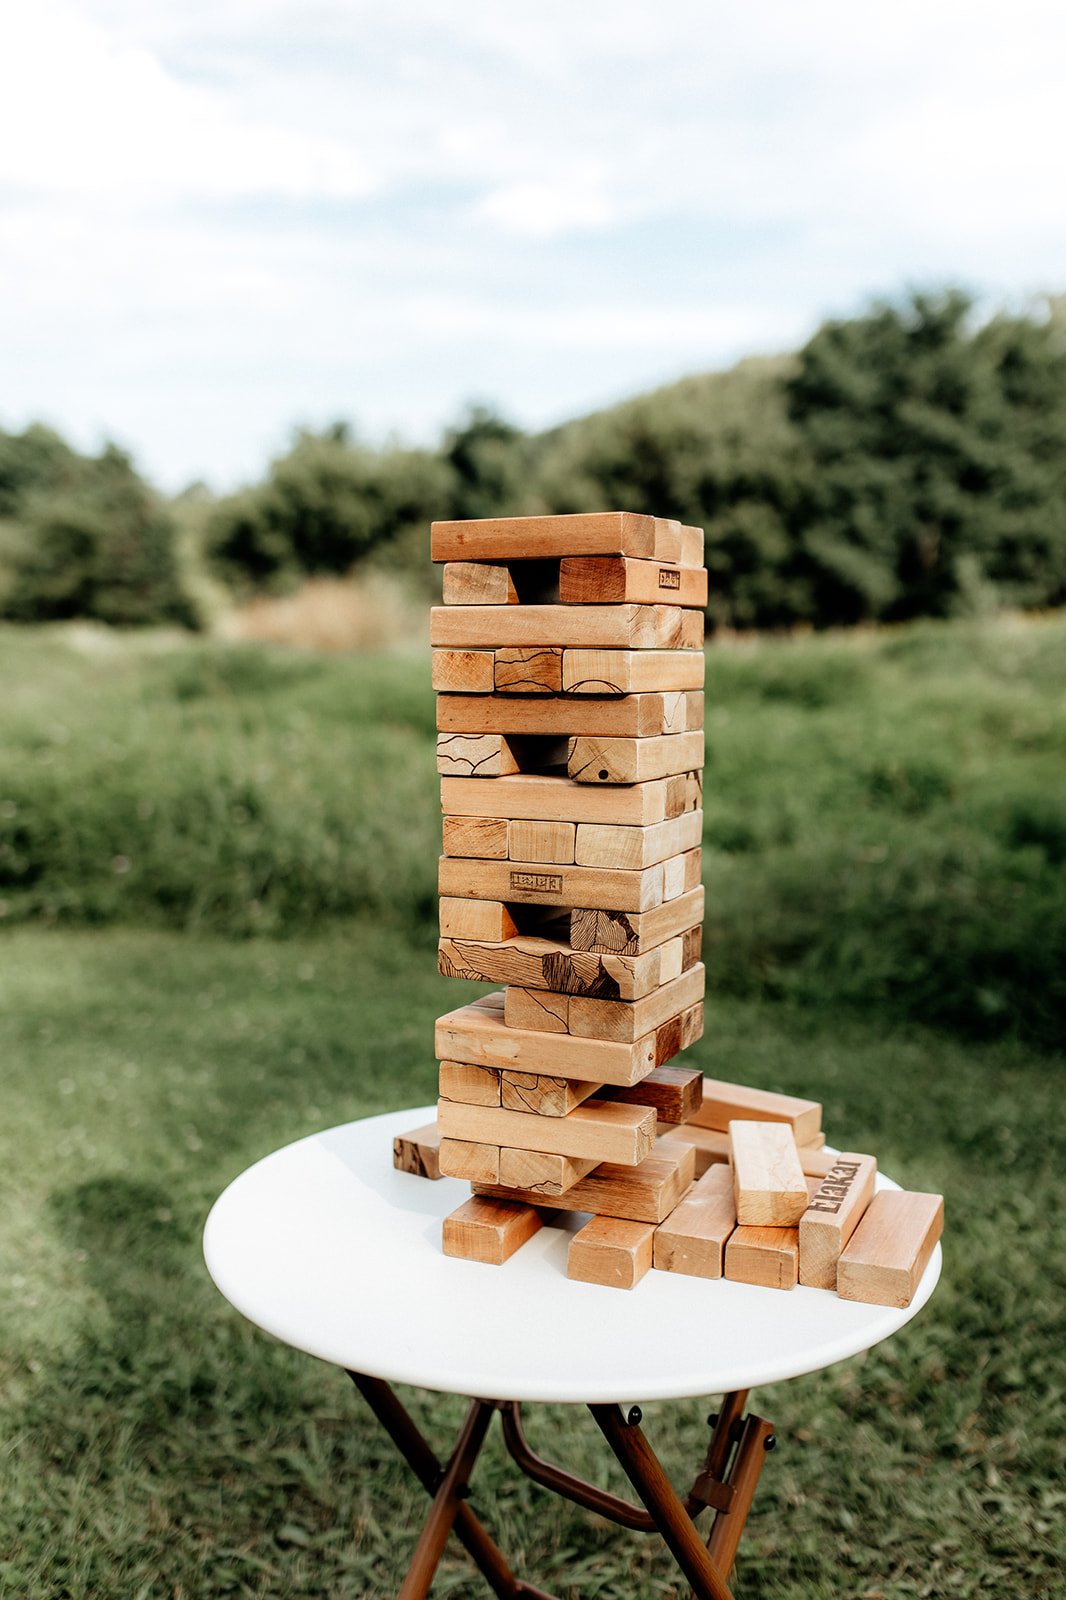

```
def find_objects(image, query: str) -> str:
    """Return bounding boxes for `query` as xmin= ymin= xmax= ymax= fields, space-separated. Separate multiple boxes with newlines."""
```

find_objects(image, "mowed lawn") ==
xmin=1 ymin=617 xmax=1063 ymax=1598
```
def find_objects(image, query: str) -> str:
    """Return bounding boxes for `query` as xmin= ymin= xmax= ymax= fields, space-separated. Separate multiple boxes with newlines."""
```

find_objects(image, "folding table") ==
xmin=204 ymin=1106 xmax=941 ymax=1600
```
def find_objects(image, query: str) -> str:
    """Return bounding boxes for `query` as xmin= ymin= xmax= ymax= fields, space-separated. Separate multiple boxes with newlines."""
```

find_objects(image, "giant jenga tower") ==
xmin=427 ymin=511 xmax=708 ymax=1286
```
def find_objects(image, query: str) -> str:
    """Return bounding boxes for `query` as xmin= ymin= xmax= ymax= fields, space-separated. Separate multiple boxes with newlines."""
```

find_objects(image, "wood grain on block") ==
xmin=431 ymin=604 xmax=699 ymax=651
xmin=442 ymin=815 xmax=509 ymax=860
xmin=570 ymin=886 xmax=705 ymax=956
xmin=443 ymin=561 xmax=519 ymax=605
xmin=392 ymin=1122 xmax=442 ymax=1180
xmin=431 ymin=512 xmax=681 ymax=563
xmin=480 ymin=1140 xmax=695 ymax=1220
xmin=730 ymin=1121 xmax=809 ymax=1227
xmin=434 ymin=999 xmax=656 ymax=1087
xmin=662 ymin=847 xmax=702 ymax=902
xmin=497 ymin=1147 xmax=596 ymax=1196
xmin=562 ymin=647 xmax=706 ymax=696
xmin=575 ymin=809 xmax=703 ymax=870
xmin=681 ymin=924 xmax=703 ymax=970
xmin=438 ymin=855 xmax=672 ymax=914
xmin=664 ymin=1125 xmax=832 ymax=1180
xmin=438 ymin=933 xmax=685 ymax=1003
xmin=437 ymin=1096 xmax=656 ymax=1167
xmin=441 ymin=773 xmax=701 ymax=827
xmin=724 ymin=1225 xmax=799 ymax=1290
xmin=690 ymin=1078 xmax=823 ymax=1145
xmin=653 ymin=1162 xmax=737 ymax=1280
xmin=439 ymin=897 xmax=517 ymax=942
xmin=567 ymin=963 xmax=706 ymax=1043
xmin=441 ymin=1195 xmax=542 ymax=1266
xmin=438 ymin=1060 xmax=502 ymax=1106
xmin=437 ymin=691 xmax=703 ymax=741
xmin=679 ymin=524 xmax=705 ymax=566
xmin=500 ymin=1070 xmax=600 ymax=1117
xmin=798 ymin=1154 xmax=878 ymax=1289
xmin=493 ymin=646 xmax=563 ymax=694
xmin=568 ymin=1216 xmax=656 ymax=1290
xmin=654 ymin=1001 xmax=703 ymax=1066
xmin=508 ymin=820 xmax=576 ymax=864
xmin=436 ymin=732 xmax=518 ymax=778
xmin=837 ymin=1190 xmax=944 ymax=1307
xmin=432 ymin=648 xmax=495 ymax=694
xmin=559 ymin=556 xmax=708 ymax=609
xmin=568 ymin=731 xmax=705 ymax=786
xmin=438 ymin=1137 xmax=501 ymax=1183
xmin=503 ymin=988 xmax=569 ymax=1033
xmin=601 ymin=1065 xmax=703 ymax=1124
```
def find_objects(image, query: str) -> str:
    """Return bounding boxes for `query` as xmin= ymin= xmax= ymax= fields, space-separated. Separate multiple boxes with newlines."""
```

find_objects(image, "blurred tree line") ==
xmin=3 ymin=289 xmax=1064 ymax=631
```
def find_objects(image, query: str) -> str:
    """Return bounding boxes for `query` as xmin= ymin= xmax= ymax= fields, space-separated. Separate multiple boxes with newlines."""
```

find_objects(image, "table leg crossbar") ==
xmin=349 ymin=1372 xmax=775 ymax=1600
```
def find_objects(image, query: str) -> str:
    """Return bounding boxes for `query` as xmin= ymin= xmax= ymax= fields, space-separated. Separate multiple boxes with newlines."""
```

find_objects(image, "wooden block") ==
xmin=392 ymin=1122 xmax=442 ymax=1180
xmin=431 ymin=604 xmax=698 ymax=650
xmin=798 ymin=1154 xmax=878 ymax=1289
xmin=679 ymin=524 xmax=705 ymax=566
xmin=443 ymin=561 xmax=519 ymax=605
xmin=570 ymin=887 xmax=705 ymax=957
xmin=438 ymin=855 xmax=670 ymax=914
xmin=437 ymin=1096 xmax=656 ymax=1167
xmin=653 ymin=1163 xmax=736 ymax=1279
xmin=504 ymin=989 xmax=569 ymax=1033
xmin=575 ymin=810 xmax=703 ymax=870
xmin=601 ymin=1065 xmax=703 ymax=1124
xmin=438 ymin=1137 xmax=501 ymax=1183
xmin=500 ymin=1070 xmax=600 ymax=1117
xmin=497 ymin=1147 xmax=596 ymax=1196
xmin=508 ymin=820 xmax=576 ymax=864
xmin=568 ymin=732 xmax=704 ymax=785
xmin=441 ymin=1195 xmax=542 ymax=1265
xmin=440 ymin=773 xmax=701 ymax=827
xmin=568 ymin=1216 xmax=655 ymax=1289
xmin=436 ymin=733 xmax=518 ymax=778
xmin=435 ymin=999 xmax=656 ymax=1086
xmin=690 ymin=1079 xmax=823 ymax=1145
xmin=662 ymin=847 xmax=701 ymax=901
xmin=663 ymin=1124 xmax=830 ymax=1180
xmin=837 ymin=1190 xmax=944 ymax=1308
xmin=432 ymin=648 xmax=494 ymax=693
xmin=439 ymin=897 xmax=518 ymax=941
xmin=477 ymin=1140 xmax=695 ymax=1220
xmin=431 ymin=512 xmax=680 ymax=563
xmin=562 ymin=648 xmax=705 ymax=696
xmin=438 ymin=1060 xmax=501 ymax=1107
xmin=438 ymin=933 xmax=680 ymax=1003
xmin=681 ymin=925 xmax=703 ymax=970
xmin=567 ymin=963 xmax=706 ymax=1043
xmin=724 ymin=1225 xmax=799 ymax=1290
xmin=653 ymin=1001 xmax=704 ymax=1065
xmin=559 ymin=556 xmax=708 ymax=608
xmin=437 ymin=692 xmax=701 ymax=739
xmin=442 ymin=816 xmax=509 ymax=859
xmin=494 ymin=647 xmax=563 ymax=694
xmin=730 ymin=1122 xmax=809 ymax=1227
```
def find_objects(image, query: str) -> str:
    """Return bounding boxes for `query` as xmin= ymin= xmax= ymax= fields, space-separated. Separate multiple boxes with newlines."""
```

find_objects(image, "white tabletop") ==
xmin=203 ymin=1106 xmax=941 ymax=1404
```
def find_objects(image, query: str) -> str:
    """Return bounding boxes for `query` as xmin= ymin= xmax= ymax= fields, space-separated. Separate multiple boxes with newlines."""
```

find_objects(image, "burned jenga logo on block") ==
xmin=658 ymin=567 xmax=681 ymax=589
xmin=510 ymin=871 xmax=563 ymax=894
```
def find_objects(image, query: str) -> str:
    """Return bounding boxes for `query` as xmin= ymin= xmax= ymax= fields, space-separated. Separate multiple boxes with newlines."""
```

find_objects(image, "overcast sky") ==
xmin=2 ymin=1 xmax=1064 ymax=491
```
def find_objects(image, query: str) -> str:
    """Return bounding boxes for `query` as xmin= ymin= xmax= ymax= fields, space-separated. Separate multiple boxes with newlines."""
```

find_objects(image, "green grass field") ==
xmin=2 ymin=618 xmax=1064 ymax=1598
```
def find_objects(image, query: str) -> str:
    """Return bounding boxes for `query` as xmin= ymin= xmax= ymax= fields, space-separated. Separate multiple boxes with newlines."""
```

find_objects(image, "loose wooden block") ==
xmin=500 ymin=1070 xmax=600 ymax=1117
xmin=431 ymin=512 xmax=681 ymax=563
xmin=497 ymin=1147 xmax=596 ymax=1196
xmin=435 ymin=998 xmax=657 ymax=1086
xmin=438 ymin=933 xmax=682 ymax=1003
xmin=508 ymin=820 xmax=576 ymax=864
xmin=568 ymin=731 xmax=704 ymax=786
xmin=559 ymin=556 xmax=708 ymax=608
xmin=601 ymin=1065 xmax=703 ymax=1124
xmin=570 ymin=886 xmax=705 ymax=956
xmin=567 ymin=963 xmax=706 ymax=1043
xmin=438 ymin=1060 xmax=502 ymax=1107
xmin=436 ymin=732 xmax=518 ymax=778
xmin=437 ymin=1096 xmax=656 ymax=1167
xmin=437 ymin=692 xmax=702 ymax=740
xmin=493 ymin=646 xmax=563 ymax=693
xmin=664 ymin=1124 xmax=828 ymax=1179
xmin=441 ymin=773 xmax=702 ymax=826
xmin=661 ymin=847 xmax=702 ymax=901
xmin=443 ymin=561 xmax=519 ymax=605
xmin=477 ymin=1140 xmax=695 ymax=1220
xmin=730 ymin=1122 xmax=809 ymax=1227
xmin=392 ymin=1122 xmax=442 ymax=1180
xmin=724 ymin=1225 xmax=799 ymax=1290
xmin=575 ymin=809 xmax=703 ymax=870
xmin=442 ymin=815 xmax=509 ymax=860
xmin=653 ymin=1162 xmax=737 ymax=1279
xmin=798 ymin=1154 xmax=878 ymax=1289
xmin=438 ymin=854 xmax=671 ymax=914
xmin=837 ymin=1190 xmax=944 ymax=1308
xmin=439 ymin=897 xmax=518 ymax=941
xmin=568 ymin=1215 xmax=656 ymax=1289
xmin=562 ymin=647 xmax=705 ymax=696
xmin=654 ymin=1001 xmax=704 ymax=1065
xmin=690 ymin=1079 xmax=823 ymax=1145
xmin=438 ymin=1137 xmax=501 ymax=1183
xmin=442 ymin=1195 xmax=542 ymax=1265
xmin=679 ymin=524 xmax=705 ymax=566
xmin=432 ymin=648 xmax=495 ymax=694
xmin=503 ymin=988 xmax=569 ymax=1033
xmin=430 ymin=604 xmax=701 ymax=651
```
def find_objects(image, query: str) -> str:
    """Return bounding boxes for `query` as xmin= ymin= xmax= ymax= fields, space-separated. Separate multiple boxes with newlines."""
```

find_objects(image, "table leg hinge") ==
xmin=689 ymin=1471 xmax=736 ymax=1514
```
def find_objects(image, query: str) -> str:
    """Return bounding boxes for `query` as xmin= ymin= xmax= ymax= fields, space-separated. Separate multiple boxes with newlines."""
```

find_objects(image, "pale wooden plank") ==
xmin=440 ymin=772 xmax=701 ymax=826
xmin=798 ymin=1154 xmax=878 ymax=1289
xmin=431 ymin=512 xmax=680 ymax=563
xmin=508 ymin=820 xmax=576 ymax=864
xmin=567 ymin=1216 xmax=656 ymax=1289
xmin=569 ymin=886 xmax=705 ymax=956
xmin=392 ymin=1122 xmax=442 ymax=1180
xmin=689 ymin=1079 xmax=823 ymax=1145
xmin=438 ymin=1060 xmax=502 ymax=1107
xmin=438 ymin=897 xmax=517 ymax=941
xmin=438 ymin=854 xmax=669 ymax=914
xmin=437 ymin=691 xmax=702 ymax=739
xmin=562 ymin=647 xmax=705 ymax=695
xmin=724 ymin=1225 xmax=799 ymax=1289
xmin=653 ymin=1163 xmax=737 ymax=1279
xmin=574 ymin=809 xmax=703 ymax=870
xmin=567 ymin=963 xmax=706 ymax=1043
xmin=442 ymin=815 xmax=509 ymax=859
xmin=497 ymin=1148 xmax=596 ymax=1196
xmin=476 ymin=1140 xmax=695 ymax=1221
xmin=503 ymin=989 xmax=569 ymax=1033
xmin=443 ymin=562 xmax=518 ymax=605
xmin=441 ymin=1195 xmax=542 ymax=1265
xmin=679 ymin=524 xmax=705 ymax=566
xmin=432 ymin=648 xmax=495 ymax=693
xmin=730 ymin=1121 xmax=809 ymax=1227
xmin=568 ymin=731 xmax=704 ymax=785
xmin=559 ymin=556 xmax=708 ymax=608
xmin=435 ymin=998 xmax=656 ymax=1087
xmin=431 ymin=604 xmax=700 ymax=650
xmin=437 ymin=1096 xmax=656 ymax=1166
xmin=836 ymin=1190 xmax=944 ymax=1307
xmin=438 ymin=1137 xmax=501 ymax=1183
